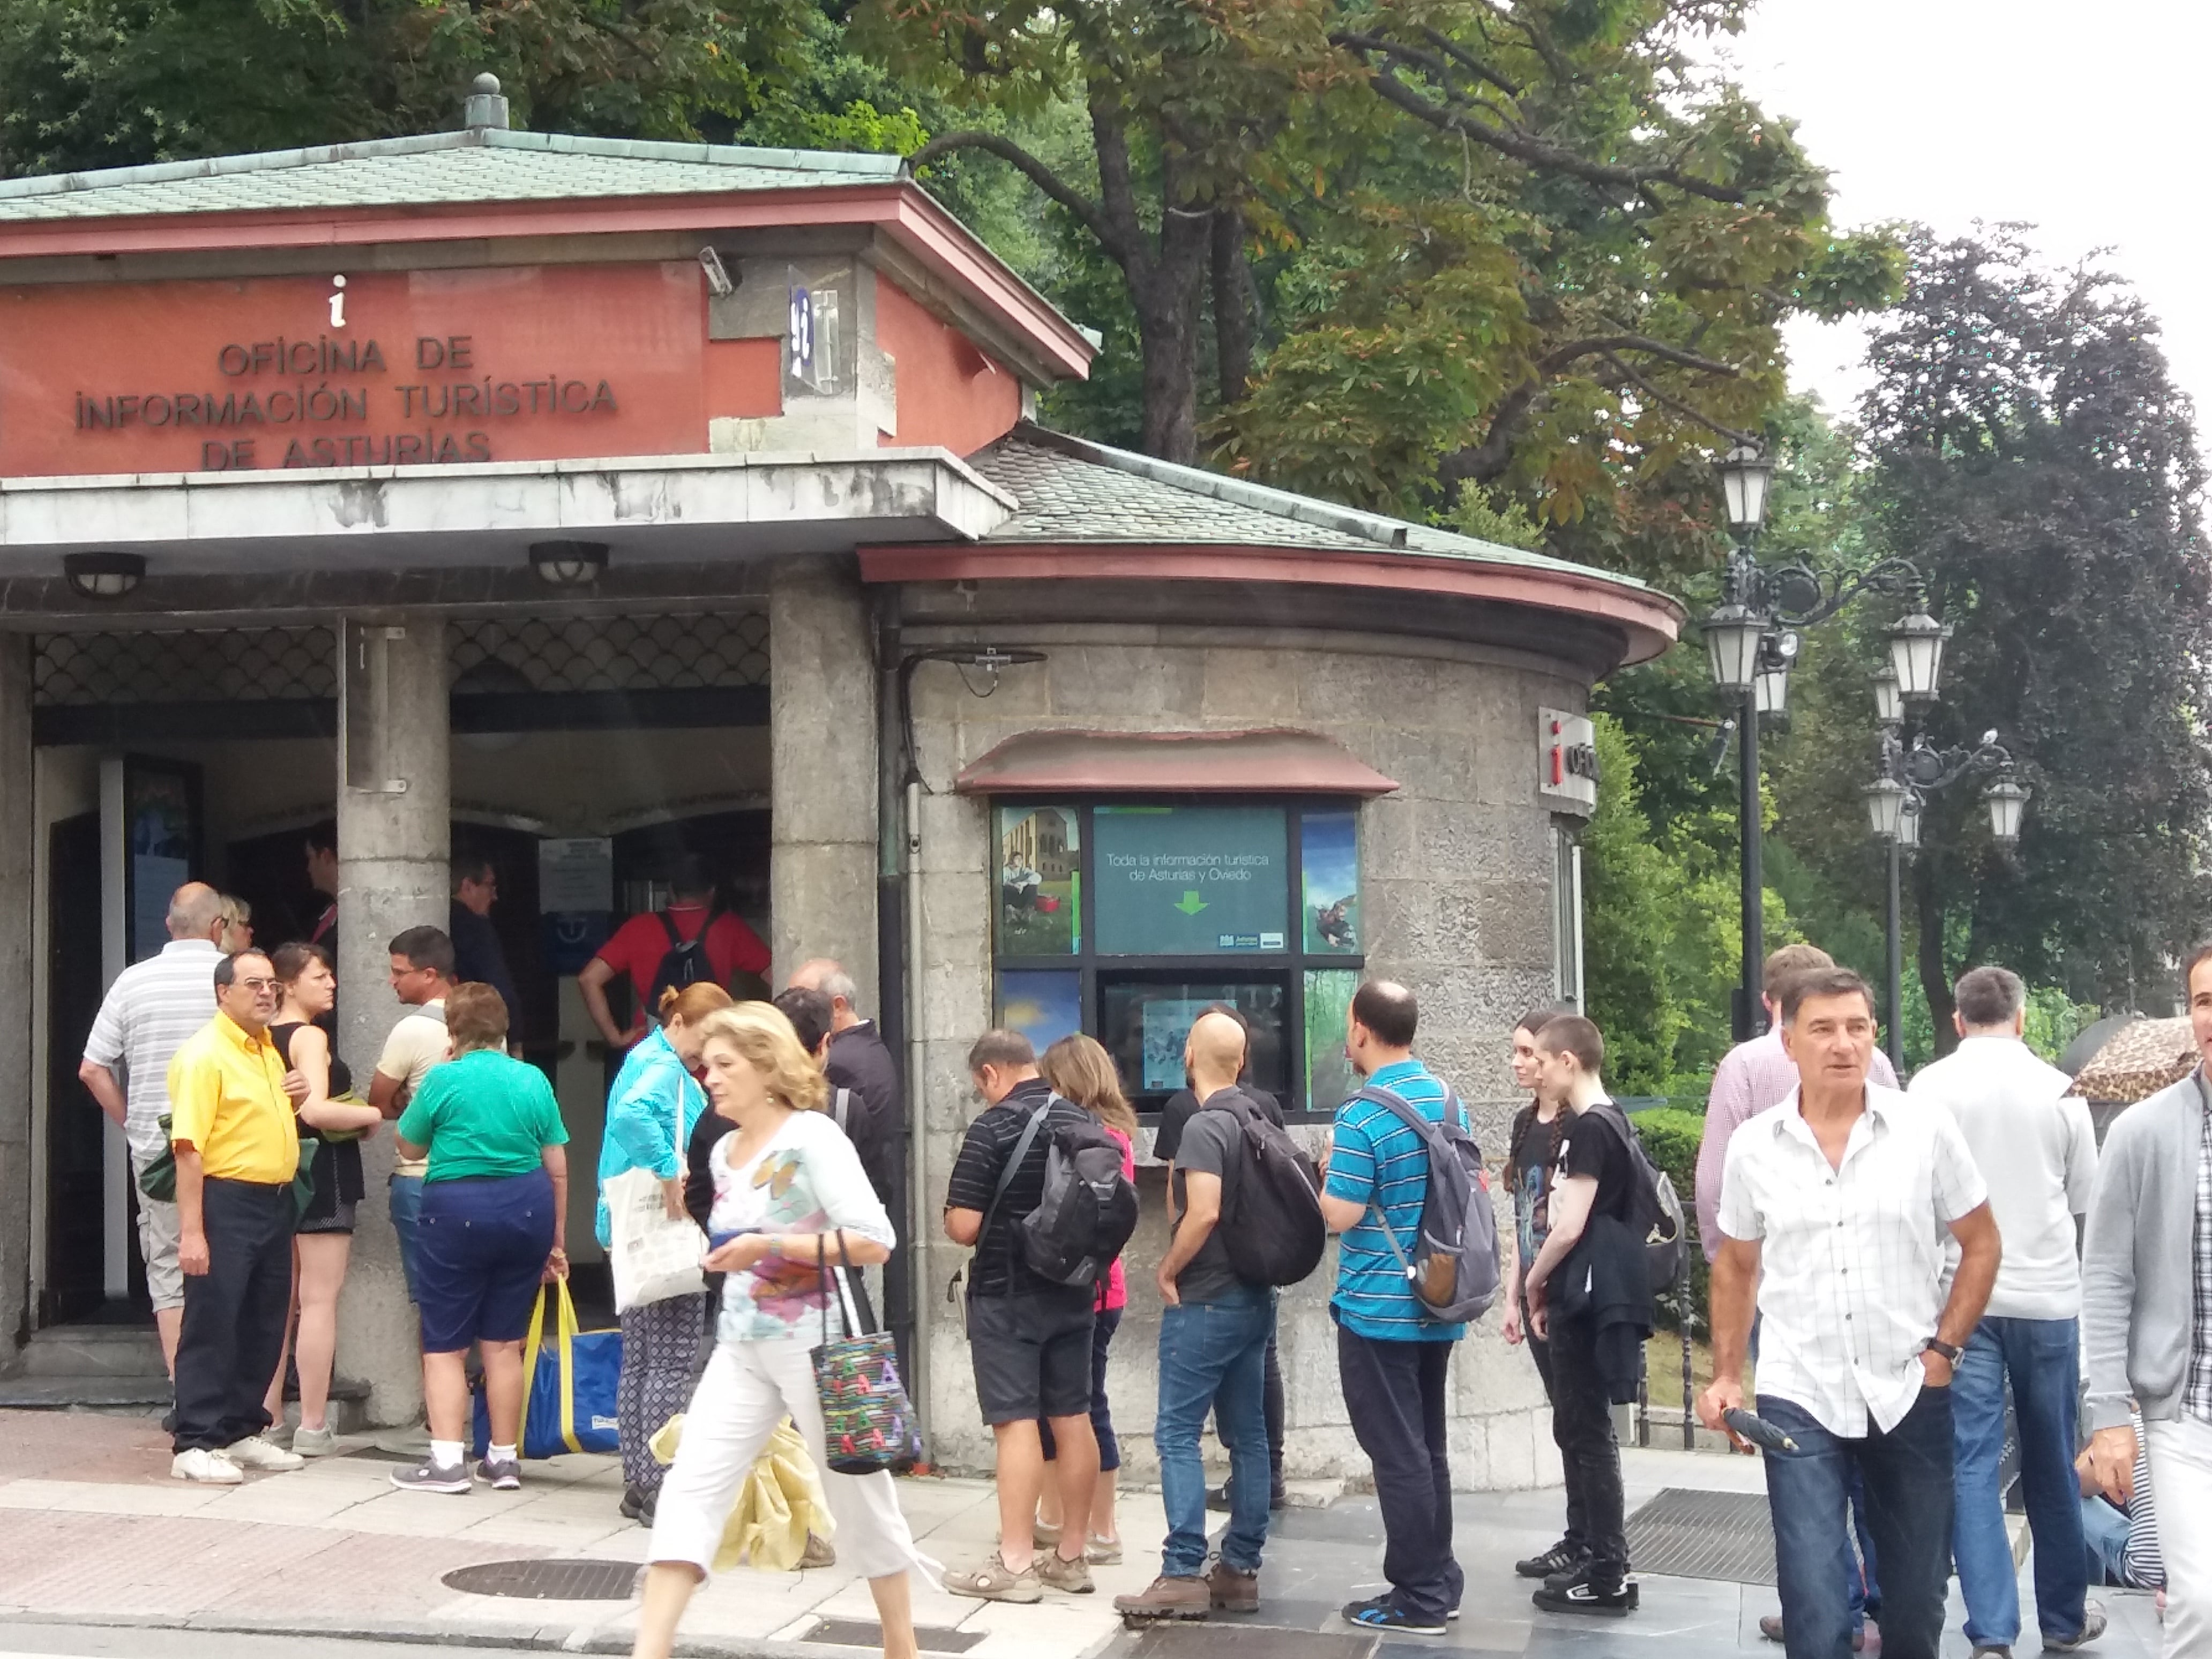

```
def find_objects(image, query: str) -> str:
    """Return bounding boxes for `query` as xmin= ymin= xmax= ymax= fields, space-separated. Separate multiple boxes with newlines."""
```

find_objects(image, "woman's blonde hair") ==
xmin=659 ymin=981 xmax=736 ymax=1026
xmin=697 ymin=1002 xmax=830 ymax=1112
xmin=1040 ymin=1034 xmax=1137 ymax=1136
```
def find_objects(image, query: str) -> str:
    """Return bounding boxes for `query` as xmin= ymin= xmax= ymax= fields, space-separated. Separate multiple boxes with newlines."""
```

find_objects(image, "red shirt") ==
xmin=593 ymin=904 xmax=770 ymax=992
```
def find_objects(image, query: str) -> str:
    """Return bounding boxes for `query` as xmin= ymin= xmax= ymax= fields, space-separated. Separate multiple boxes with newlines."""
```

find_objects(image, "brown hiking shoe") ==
xmin=1036 ymin=1550 xmax=1094 ymax=1594
xmin=1114 ymin=1575 xmax=1210 ymax=1620
xmin=1206 ymin=1559 xmax=1260 ymax=1614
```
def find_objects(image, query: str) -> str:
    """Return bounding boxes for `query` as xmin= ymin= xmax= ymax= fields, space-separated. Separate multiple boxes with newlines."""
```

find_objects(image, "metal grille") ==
xmin=805 ymin=1621 xmax=982 ymax=1654
xmin=442 ymin=1559 xmax=641 ymax=1600
xmin=448 ymin=612 xmax=768 ymax=693
xmin=1624 ymin=1486 xmax=1776 ymax=1585
xmin=35 ymin=626 xmax=336 ymax=705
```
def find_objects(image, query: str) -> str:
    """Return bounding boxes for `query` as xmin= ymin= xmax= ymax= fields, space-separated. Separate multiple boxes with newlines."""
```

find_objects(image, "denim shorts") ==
xmin=415 ymin=1169 xmax=555 ymax=1353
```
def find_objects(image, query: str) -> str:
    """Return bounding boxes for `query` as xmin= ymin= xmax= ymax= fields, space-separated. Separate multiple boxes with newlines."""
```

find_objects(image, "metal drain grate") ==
xmin=1118 ymin=1627 xmax=1376 ymax=1659
xmin=443 ymin=1559 xmax=641 ymax=1600
xmin=804 ymin=1621 xmax=981 ymax=1653
xmin=1625 ymin=1487 xmax=1776 ymax=1585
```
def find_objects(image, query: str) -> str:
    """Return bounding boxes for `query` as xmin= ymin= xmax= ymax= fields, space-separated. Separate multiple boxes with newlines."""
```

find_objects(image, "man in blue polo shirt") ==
xmin=1319 ymin=980 xmax=1466 ymax=1635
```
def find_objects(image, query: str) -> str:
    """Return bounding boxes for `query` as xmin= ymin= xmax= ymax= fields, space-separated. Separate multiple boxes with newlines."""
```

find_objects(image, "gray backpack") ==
xmin=1356 ymin=1085 xmax=1503 ymax=1323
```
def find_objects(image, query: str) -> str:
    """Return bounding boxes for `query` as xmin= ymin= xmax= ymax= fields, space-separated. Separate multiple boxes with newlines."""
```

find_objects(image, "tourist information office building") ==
xmin=0 ymin=86 xmax=1680 ymax=1484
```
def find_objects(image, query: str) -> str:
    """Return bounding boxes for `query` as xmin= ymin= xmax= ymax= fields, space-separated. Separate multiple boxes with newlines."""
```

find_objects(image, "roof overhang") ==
xmin=861 ymin=541 xmax=1683 ymax=668
xmin=0 ymin=447 xmax=1013 ymax=576
xmin=954 ymin=728 xmax=1401 ymax=797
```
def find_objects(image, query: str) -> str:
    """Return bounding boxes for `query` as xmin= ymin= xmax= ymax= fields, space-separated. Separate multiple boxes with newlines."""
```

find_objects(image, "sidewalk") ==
xmin=0 ymin=1413 xmax=2167 ymax=1658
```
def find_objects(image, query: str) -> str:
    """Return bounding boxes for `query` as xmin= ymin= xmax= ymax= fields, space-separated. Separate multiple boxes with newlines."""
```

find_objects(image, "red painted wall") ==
xmin=0 ymin=262 xmax=763 ymax=477
xmin=874 ymin=279 xmax=1021 ymax=456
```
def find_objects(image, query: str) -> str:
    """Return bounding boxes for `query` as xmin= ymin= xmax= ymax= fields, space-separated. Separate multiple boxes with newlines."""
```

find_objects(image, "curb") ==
xmin=0 ymin=1609 xmax=880 ymax=1659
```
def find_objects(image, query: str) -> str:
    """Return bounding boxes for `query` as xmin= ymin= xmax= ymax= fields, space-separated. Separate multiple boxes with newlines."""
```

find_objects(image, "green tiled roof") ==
xmin=0 ymin=128 xmax=903 ymax=222
xmin=970 ymin=424 xmax=1663 ymax=593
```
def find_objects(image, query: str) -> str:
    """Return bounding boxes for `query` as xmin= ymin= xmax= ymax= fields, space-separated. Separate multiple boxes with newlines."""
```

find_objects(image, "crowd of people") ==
xmin=74 ymin=868 xmax=2212 ymax=1659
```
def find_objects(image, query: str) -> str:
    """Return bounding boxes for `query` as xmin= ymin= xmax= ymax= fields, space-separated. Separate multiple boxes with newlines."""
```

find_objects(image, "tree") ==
xmin=1770 ymin=229 xmax=2212 ymax=1048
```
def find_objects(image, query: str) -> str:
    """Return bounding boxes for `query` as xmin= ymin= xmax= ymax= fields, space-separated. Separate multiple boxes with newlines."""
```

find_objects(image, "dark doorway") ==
xmin=453 ymin=822 xmax=555 ymax=1058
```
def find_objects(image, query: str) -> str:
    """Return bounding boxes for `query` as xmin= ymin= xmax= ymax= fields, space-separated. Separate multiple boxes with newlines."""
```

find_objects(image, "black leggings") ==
xmin=1039 ymin=1304 xmax=1124 ymax=1471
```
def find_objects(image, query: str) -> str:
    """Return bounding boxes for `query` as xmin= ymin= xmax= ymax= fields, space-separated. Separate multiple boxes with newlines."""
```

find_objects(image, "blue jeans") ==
xmin=1952 ymin=1315 xmax=2088 ymax=1646
xmin=388 ymin=1173 xmax=425 ymax=1304
xmin=1756 ymin=1315 xmax=1880 ymax=1630
xmin=1155 ymin=1288 xmax=1274 ymax=1577
xmin=1761 ymin=1387 xmax=1954 ymax=1659
xmin=2081 ymin=1494 xmax=2132 ymax=1587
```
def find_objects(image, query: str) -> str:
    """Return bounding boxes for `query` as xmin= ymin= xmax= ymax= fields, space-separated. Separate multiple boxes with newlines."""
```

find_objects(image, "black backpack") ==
xmin=984 ymin=1096 xmax=1140 ymax=1288
xmin=1587 ymin=1102 xmax=1686 ymax=1294
xmin=1356 ymin=1085 xmax=1503 ymax=1322
xmin=646 ymin=909 xmax=716 ymax=1007
xmin=1200 ymin=1090 xmax=1327 ymax=1287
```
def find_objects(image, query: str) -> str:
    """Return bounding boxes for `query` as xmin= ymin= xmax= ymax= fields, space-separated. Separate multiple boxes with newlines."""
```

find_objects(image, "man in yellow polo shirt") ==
xmin=167 ymin=948 xmax=308 ymax=1484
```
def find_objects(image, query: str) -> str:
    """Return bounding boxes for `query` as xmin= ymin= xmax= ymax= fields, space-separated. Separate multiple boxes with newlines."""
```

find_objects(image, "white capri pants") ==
xmin=651 ymin=1335 xmax=937 ymax=1583
xmin=2147 ymin=1415 xmax=2212 ymax=1658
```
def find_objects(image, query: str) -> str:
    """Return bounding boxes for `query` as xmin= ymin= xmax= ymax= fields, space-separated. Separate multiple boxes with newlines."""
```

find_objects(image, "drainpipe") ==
xmin=903 ymin=772 xmax=929 ymax=1433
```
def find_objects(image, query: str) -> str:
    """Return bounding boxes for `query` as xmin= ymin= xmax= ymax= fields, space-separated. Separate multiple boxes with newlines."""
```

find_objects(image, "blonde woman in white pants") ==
xmin=633 ymin=1003 xmax=934 ymax=1659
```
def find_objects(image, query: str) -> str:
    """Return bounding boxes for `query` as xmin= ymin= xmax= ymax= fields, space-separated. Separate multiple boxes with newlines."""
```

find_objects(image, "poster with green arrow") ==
xmin=1093 ymin=805 xmax=1289 ymax=955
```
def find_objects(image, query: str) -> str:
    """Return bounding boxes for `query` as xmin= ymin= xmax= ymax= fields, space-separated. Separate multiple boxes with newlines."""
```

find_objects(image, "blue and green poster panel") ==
xmin=1093 ymin=805 xmax=1289 ymax=955
xmin=1301 ymin=810 xmax=1361 ymax=954
xmin=997 ymin=805 xmax=1080 ymax=954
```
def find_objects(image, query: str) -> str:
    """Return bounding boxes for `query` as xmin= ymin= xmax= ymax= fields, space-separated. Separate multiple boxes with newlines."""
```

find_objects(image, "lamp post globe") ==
xmin=1888 ymin=610 xmax=1951 ymax=702
xmin=1863 ymin=776 xmax=1908 ymax=842
xmin=1705 ymin=604 xmax=1766 ymax=692
xmin=1895 ymin=794 xmax=1923 ymax=851
xmin=1720 ymin=444 xmax=1775 ymax=534
xmin=1985 ymin=775 xmax=2030 ymax=847
xmin=1871 ymin=668 xmax=1903 ymax=728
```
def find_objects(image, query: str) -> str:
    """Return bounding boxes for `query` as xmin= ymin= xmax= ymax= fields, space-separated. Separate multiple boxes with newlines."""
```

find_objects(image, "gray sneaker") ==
xmin=475 ymin=1456 xmax=521 ymax=1491
xmin=390 ymin=1458 xmax=470 ymax=1494
xmin=292 ymin=1424 xmax=338 ymax=1458
xmin=2045 ymin=1603 xmax=2107 ymax=1652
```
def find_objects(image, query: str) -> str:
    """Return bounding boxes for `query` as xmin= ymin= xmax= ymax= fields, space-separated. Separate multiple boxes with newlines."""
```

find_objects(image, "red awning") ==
xmin=952 ymin=728 xmax=1400 ymax=797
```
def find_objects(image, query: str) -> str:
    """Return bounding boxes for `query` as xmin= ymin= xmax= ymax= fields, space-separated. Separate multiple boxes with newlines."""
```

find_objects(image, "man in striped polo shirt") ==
xmin=1318 ymin=981 xmax=1467 ymax=1635
xmin=79 ymin=882 xmax=229 ymax=1377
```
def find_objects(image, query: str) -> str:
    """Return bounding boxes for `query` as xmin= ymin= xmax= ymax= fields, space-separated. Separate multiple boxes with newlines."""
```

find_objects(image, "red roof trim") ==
xmin=860 ymin=541 xmax=1683 ymax=666
xmin=0 ymin=182 xmax=1094 ymax=382
xmin=953 ymin=728 xmax=1401 ymax=797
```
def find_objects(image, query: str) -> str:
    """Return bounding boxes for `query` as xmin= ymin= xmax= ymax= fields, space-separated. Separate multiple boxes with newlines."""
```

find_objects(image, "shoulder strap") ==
xmin=658 ymin=910 xmax=682 ymax=948
xmin=832 ymin=1087 xmax=854 ymax=1133
xmin=980 ymin=1096 xmax=1056 ymax=1237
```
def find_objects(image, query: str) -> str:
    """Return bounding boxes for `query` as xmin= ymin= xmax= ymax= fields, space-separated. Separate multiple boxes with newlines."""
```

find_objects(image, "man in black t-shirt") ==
xmin=1520 ymin=1014 xmax=1638 ymax=1617
xmin=941 ymin=1029 xmax=1100 ymax=1603
xmin=1115 ymin=1011 xmax=1278 ymax=1621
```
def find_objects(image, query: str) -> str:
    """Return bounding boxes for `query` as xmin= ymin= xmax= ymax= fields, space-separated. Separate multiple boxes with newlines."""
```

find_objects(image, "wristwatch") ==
xmin=1922 ymin=1339 xmax=1962 ymax=1364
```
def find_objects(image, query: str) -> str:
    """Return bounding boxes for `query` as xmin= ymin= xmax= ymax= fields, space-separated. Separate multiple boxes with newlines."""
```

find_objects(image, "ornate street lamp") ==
xmin=1720 ymin=444 xmax=1776 ymax=535
xmin=1895 ymin=793 xmax=1923 ymax=851
xmin=1705 ymin=604 xmax=1765 ymax=693
xmin=1888 ymin=610 xmax=1951 ymax=702
xmin=1863 ymin=776 xmax=1908 ymax=842
xmin=1871 ymin=668 xmax=1903 ymax=729
xmin=1985 ymin=773 xmax=2031 ymax=847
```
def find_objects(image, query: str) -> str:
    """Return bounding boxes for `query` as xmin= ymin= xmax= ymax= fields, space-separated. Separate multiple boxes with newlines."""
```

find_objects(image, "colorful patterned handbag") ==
xmin=810 ymin=1230 xmax=923 ymax=1476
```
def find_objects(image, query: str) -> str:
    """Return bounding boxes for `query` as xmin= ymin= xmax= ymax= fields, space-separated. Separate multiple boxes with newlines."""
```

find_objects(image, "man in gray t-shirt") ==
xmin=1115 ymin=1013 xmax=1279 ymax=1620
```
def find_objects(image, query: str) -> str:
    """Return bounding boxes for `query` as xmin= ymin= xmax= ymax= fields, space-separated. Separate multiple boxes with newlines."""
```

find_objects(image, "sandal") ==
xmin=1086 ymin=1535 xmax=1123 ymax=1565
xmin=1033 ymin=1520 xmax=1062 ymax=1549
xmin=943 ymin=1553 xmax=1043 ymax=1604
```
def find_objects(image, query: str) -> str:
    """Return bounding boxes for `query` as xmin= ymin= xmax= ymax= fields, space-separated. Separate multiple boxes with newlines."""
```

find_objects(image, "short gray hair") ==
xmin=817 ymin=964 xmax=861 ymax=1013
xmin=1954 ymin=965 xmax=2026 ymax=1029
xmin=167 ymin=884 xmax=223 ymax=937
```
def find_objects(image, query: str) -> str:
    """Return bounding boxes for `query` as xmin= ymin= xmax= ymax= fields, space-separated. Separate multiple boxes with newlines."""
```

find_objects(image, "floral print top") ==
xmin=709 ymin=1107 xmax=897 ymax=1347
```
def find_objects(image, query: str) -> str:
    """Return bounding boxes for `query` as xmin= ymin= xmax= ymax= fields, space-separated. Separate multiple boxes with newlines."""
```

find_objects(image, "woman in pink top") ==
xmin=1034 ymin=1035 xmax=1139 ymax=1564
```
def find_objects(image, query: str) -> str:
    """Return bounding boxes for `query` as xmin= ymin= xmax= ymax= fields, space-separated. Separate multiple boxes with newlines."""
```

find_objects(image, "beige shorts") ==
xmin=129 ymin=1152 xmax=184 ymax=1311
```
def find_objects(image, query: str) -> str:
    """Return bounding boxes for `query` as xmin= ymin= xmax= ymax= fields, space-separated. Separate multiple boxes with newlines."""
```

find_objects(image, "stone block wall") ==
xmin=900 ymin=621 xmax=1588 ymax=1490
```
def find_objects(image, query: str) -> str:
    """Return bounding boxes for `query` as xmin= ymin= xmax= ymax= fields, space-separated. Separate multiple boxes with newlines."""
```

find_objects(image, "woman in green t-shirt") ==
xmin=390 ymin=981 xmax=570 ymax=1496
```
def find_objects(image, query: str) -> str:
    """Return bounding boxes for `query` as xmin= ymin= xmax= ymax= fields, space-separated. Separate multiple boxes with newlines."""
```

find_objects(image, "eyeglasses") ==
xmin=236 ymin=977 xmax=280 ymax=992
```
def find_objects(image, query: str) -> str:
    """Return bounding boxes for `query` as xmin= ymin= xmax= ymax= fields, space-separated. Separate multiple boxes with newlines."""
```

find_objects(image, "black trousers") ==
xmin=173 ymin=1178 xmax=294 ymax=1453
xmin=1525 ymin=1298 xmax=1588 ymax=1553
xmin=1546 ymin=1311 xmax=1627 ymax=1584
xmin=1216 ymin=1331 xmax=1286 ymax=1490
xmin=1338 ymin=1325 xmax=1463 ymax=1621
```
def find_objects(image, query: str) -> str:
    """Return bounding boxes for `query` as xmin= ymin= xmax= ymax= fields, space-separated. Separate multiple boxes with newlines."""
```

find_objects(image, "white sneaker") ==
xmin=292 ymin=1424 xmax=338 ymax=1458
xmin=223 ymin=1433 xmax=305 ymax=1471
xmin=172 ymin=1448 xmax=244 ymax=1484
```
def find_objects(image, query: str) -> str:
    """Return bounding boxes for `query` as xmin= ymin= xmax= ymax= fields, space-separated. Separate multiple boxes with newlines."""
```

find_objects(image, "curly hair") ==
xmin=696 ymin=1002 xmax=831 ymax=1113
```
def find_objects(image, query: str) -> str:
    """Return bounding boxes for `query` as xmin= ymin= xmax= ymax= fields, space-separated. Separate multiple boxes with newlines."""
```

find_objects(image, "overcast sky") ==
xmin=1712 ymin=1 xmax=2210 ymax=433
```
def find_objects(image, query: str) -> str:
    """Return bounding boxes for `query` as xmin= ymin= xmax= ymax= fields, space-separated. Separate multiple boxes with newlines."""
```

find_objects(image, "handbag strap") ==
xmin=515 ymin=1283 xmax=551 ymax=1453
xmin=555 ymin=1280 xmax=582 ymax=1454
xmin=816 ymin=1229 xmax=866 ymax=1346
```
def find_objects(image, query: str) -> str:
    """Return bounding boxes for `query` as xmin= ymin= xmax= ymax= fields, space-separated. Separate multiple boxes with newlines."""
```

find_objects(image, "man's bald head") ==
xmin=787 ymin=958 xmax=861 ymax=1029
xmin=167 ymin=883 xmax=225 ymax=942
xmin=1185 ymin=1009 xmax=1248 ymax=1096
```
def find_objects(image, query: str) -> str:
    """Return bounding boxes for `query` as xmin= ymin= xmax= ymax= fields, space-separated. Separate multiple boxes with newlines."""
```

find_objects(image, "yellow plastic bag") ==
xmin=649 ymin=1414 xmax=833 ymax=1573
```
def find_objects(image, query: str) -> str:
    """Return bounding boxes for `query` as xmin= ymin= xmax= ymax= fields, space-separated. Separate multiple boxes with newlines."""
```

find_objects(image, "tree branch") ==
xmin=1539 ymin=333 xmax=1742 ymax=378
xmin=1416 ymin=25 xmax=1522 ymax=98
xmin=1439 ymin=380 xmax=1544 ymax=490
xmin=907 ymin=130 xmax=1129 ymax=264
xmin=1598 ymin=351 xmax=1759 ymax=445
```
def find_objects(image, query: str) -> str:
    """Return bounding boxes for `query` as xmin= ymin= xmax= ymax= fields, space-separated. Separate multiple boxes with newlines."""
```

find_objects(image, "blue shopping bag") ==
xmin=473 ymin=1280 xmax=622 ymax=1459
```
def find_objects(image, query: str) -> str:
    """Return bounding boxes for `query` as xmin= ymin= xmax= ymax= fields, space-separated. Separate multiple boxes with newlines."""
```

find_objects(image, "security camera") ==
xmin=698 ymin=246 xmax=735 ymax=299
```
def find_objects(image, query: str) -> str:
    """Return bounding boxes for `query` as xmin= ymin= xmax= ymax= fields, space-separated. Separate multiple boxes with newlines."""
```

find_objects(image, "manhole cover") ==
xmin=1625 ymin=1486 xmax=1776 ymax=1585
xmin=443 ymin=1559 xmax=641 ymax=1600
xmin=805 ymin=1621 xmax=981 ymax=1653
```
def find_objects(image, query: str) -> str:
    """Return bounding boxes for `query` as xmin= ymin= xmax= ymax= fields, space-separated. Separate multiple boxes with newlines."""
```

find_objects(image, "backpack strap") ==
xmin=832 ymin=1087 xmax=854 ymax=1134
xmin=657 ymin=910 xmax=683 ymax=950
xmin=1349 ymin=1085 xmax=1439 ymax=1273
xmin=979 ymin=1095 xmax=1056 ymax=1240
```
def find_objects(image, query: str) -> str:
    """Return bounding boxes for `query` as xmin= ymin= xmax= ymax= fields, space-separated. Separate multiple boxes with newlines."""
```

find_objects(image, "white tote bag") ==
xmin=607 ymin=1082 xmax=708 ymax=1313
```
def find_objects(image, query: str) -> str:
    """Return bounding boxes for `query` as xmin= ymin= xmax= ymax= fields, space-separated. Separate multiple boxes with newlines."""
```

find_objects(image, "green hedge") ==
xmin=1630 ymin=1107 xmax=1707 ymax=1333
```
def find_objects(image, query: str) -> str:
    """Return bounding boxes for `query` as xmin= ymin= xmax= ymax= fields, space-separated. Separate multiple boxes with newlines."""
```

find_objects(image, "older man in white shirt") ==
xmin=1700 ymin=966 xmax=2002 ymax=1659
xmin=1909 ymin=965 xmax=2102 ymax=1657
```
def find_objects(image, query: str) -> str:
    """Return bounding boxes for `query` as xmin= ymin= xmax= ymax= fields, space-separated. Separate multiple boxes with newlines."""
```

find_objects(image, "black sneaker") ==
xmin=1342 ymin=1596 xmax=1448 ymax=1636
xmin=1532 ymin=1570 xmax=1638 ymax=1618
xmin=390 ymin=1458 xmax=470 ymax=1495
xmin=1516 ymin=1539 xmax=1588 ymax=1580
xmin=619 ymin=1485 xmax=645 ymax=1520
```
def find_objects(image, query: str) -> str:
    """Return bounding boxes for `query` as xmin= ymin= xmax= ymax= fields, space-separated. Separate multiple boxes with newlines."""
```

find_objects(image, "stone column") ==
xmin=333 ymin=616 xmax=450 ymax=1425
xmin=0 ymin=637 xmax=34 ymax=1362
xmin=768 ymin=558 xmax=878 ymax=996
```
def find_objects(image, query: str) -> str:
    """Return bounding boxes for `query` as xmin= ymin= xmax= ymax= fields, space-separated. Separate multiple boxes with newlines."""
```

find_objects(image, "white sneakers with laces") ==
xmin=171 ymin=1448 xmax=244 ymax=1484
xmin=223 ymin=1434 xmax=305 ymax=1471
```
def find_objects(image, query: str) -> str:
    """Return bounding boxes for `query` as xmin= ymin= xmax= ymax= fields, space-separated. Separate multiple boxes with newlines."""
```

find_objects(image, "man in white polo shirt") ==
xmin=79 ymin=882 xmax=229 ymax=1377
xmin=1909 ymin=964 xmax=2103 ymax=1655
xmin=1700 ymin=966 xmax=2001 ymax=1659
